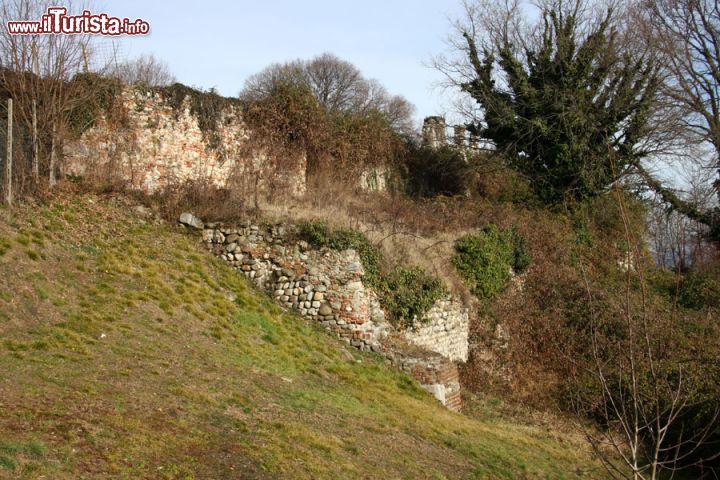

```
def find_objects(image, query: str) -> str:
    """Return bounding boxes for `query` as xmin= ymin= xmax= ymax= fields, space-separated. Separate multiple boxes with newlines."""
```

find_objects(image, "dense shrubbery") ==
xmin=403 ymin=144 xmax=469 ymax=198
xmin=299 ymin=222 xmax=445 ymax=326
xmin=241 ymin=56 xmax=410 ymax=187
xmin=453 ymin=225 xmax=531 ymax=299
xmin=68 ymin=73 xmax=124 ymax=135
xmin=675 ymin=269 xmax=720 ymax=310
xmin=243 ymin=80 xmax=405 ymax=186
xmin=382 ymin=267 xmax=446 ymax=327
xmin=242 ymin=81 xmax=326 ymax=157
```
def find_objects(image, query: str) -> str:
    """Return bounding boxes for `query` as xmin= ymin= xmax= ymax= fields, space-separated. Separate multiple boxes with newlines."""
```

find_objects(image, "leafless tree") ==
xmin=240 ymin=52 xmax=416 ymax=135
xmin=571 ymin=185 xmax=719 ymax=479
xmin=634 ymin=0 xmax=720 ymax=235
xmin=304 ymin=52 xmax=365 ymax=112
xmin=647 ymin=158 xmax=718 ymax=269
xmin=0 ymin=0 xmax=105 ymax=189
xmin=111 ymin=53 xmax=175 ymax=87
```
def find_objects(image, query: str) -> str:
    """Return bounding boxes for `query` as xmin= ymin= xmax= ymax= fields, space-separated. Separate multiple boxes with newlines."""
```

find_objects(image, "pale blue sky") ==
xmin=98 ymin=0 xmax=467 ymax=128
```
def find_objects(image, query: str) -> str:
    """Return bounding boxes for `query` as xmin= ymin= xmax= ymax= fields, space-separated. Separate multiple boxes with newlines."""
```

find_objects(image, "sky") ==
xmin=96 ymin=0 xmax=469 ymax=128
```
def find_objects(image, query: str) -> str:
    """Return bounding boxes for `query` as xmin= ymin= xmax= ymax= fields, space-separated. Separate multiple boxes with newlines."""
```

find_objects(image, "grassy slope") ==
xmin=0 ymin=193 xmax=600 ymax=479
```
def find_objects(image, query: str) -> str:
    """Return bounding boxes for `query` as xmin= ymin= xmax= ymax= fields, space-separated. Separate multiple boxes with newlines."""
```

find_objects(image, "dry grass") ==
xmin=261 ymin=185 xmax=515 ymax=302
xmin=0 ymin=190 xmax=605 ymax=479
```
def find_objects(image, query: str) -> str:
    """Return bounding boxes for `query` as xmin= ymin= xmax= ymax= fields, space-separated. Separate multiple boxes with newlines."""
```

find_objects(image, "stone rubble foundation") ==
xmin=197 ymin=219 xmax=469 ymax=410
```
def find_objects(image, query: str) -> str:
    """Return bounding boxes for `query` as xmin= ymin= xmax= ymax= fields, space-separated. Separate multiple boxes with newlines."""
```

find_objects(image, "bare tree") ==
xmin=570 ymin=184 xmax=720 ymax=479
xmin=240 ymin=52 xmax=416 ymax=135
xmin=111 ymin=53 xmax=175 ymax=87
xmin=635 ymin=0 xmax=720 ymax=237
xmin=647 ymin=158 xmax=718 ymax=269
xmin=0 ymin=0 xmax=107 ymax=190
xmin=304 ymin=52 xmax=365 ymax=112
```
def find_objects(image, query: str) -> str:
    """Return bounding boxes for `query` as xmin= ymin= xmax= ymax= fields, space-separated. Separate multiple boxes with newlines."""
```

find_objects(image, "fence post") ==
xmin=49 ymin=121 xmax=57 ymax=187
xmin=4 ymin=98 xmax=12 ymax=206
xmin=32 ymin=99 xmax=39 ymax=183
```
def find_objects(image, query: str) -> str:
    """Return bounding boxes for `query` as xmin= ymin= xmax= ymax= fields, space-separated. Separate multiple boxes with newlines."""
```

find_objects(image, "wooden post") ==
xmin=4 ymin=98 xmax=12 ymax=206
xmin=32 ymin=42 xmax=40 ymax=183
xmin=82 ymin=44 xmax=90 ymax=73
xmin=32 ymin=100 xmax=39 ymax=183
xmin=49 ymin=120 xmax=57 ymax=187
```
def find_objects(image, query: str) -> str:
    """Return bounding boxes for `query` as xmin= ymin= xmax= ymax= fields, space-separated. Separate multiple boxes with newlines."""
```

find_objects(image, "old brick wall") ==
xmin=63 ymin=86 xmax=306 ymax=196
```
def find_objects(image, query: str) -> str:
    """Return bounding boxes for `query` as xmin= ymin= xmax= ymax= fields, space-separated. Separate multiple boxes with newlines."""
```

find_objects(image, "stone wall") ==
xmin=193 ymin=218 xmax=469 ymax=410
xmin=403 ymin=298 xmax=469 ymax=362
xmin=203 ymin=222 xmax=389 ymax=351
xmin=64 ymin=86 xmax=306 ymax=196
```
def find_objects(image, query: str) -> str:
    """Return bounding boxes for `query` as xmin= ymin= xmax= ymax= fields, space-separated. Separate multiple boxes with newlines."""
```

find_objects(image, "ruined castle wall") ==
xmin=203 ymin=222 xmax=390 ymax=350
xmin=391 ymin=351 xmax=463 ymax=412
xmin=63 ymin=86 xmax=306 ymax=196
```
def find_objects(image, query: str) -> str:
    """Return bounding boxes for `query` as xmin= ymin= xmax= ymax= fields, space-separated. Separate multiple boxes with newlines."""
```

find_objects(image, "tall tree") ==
xmin=240 ymin=53 xmax=415 ymax=135
xmin=439 ymin=0 xmax=660 ymax=204
xmin=638 ymin=0 xmax=720 ymax=238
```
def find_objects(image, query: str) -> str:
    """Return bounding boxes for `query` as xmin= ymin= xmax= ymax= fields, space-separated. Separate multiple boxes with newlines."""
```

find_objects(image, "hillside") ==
xmin=0 ymin=192 xmax=601 ymax=479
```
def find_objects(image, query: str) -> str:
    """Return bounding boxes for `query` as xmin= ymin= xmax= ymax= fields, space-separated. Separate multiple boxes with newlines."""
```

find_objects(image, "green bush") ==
xmin=676 ymin=270 xmax=720 ymax=310
xmin=511 ymin=231 xmax=531 ymax=273
xmin=300 ymin=222 xmax=445 ymax=325
xmin=453 ymin=225 xmax=531 ymax=299
xmin=381 ymin=267 xmax=447 ymax=328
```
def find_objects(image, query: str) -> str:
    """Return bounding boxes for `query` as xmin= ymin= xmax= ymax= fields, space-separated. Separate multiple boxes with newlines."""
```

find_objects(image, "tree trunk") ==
xmin=4 ymin=98 xmax=12 ymax=206
xmin=32 ymin=99 xmax=38 ymax=183
xmin=49 ymin=121 xmax=57 ymax=187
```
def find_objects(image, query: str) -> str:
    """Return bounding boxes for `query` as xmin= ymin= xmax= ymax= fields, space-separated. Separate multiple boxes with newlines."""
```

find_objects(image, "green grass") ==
xmin=0 ymin=194 xmax=603 ymax=479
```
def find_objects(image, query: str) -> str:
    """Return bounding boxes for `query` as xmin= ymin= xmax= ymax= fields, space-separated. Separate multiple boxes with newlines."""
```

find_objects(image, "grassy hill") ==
xmin=0 ymin=192 xmax=601 ymax=479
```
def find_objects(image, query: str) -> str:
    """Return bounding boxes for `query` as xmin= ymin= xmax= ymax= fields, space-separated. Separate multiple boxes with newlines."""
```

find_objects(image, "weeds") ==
xmin=300 ymin=221 xmax=445 ymax=325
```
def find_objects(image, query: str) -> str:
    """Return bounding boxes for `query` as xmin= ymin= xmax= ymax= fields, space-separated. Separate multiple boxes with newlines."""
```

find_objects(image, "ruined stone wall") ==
xmin=195 ymin=219 xmax=469 ymax=410
xmin=64 ymin=86 xmax=306 ymax=196
xmin=203 ymin=222 xmax=389 ymax=351
xmin=403 ymin=299 xmax=469 ymax=363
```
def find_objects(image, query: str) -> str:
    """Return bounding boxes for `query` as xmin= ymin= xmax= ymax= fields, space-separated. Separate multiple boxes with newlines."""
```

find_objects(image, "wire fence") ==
xmin=1 ymin=98 xmax=9 ymax=202
xmin=1 ymin=97 xmax=37 ymax=202
xmin=0 ymin=99 xmax=7 ymax=139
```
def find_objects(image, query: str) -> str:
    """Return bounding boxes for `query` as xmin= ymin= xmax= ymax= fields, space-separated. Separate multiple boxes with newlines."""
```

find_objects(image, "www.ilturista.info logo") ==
xmin=6 ymin=7 xmax=150 ymax=36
